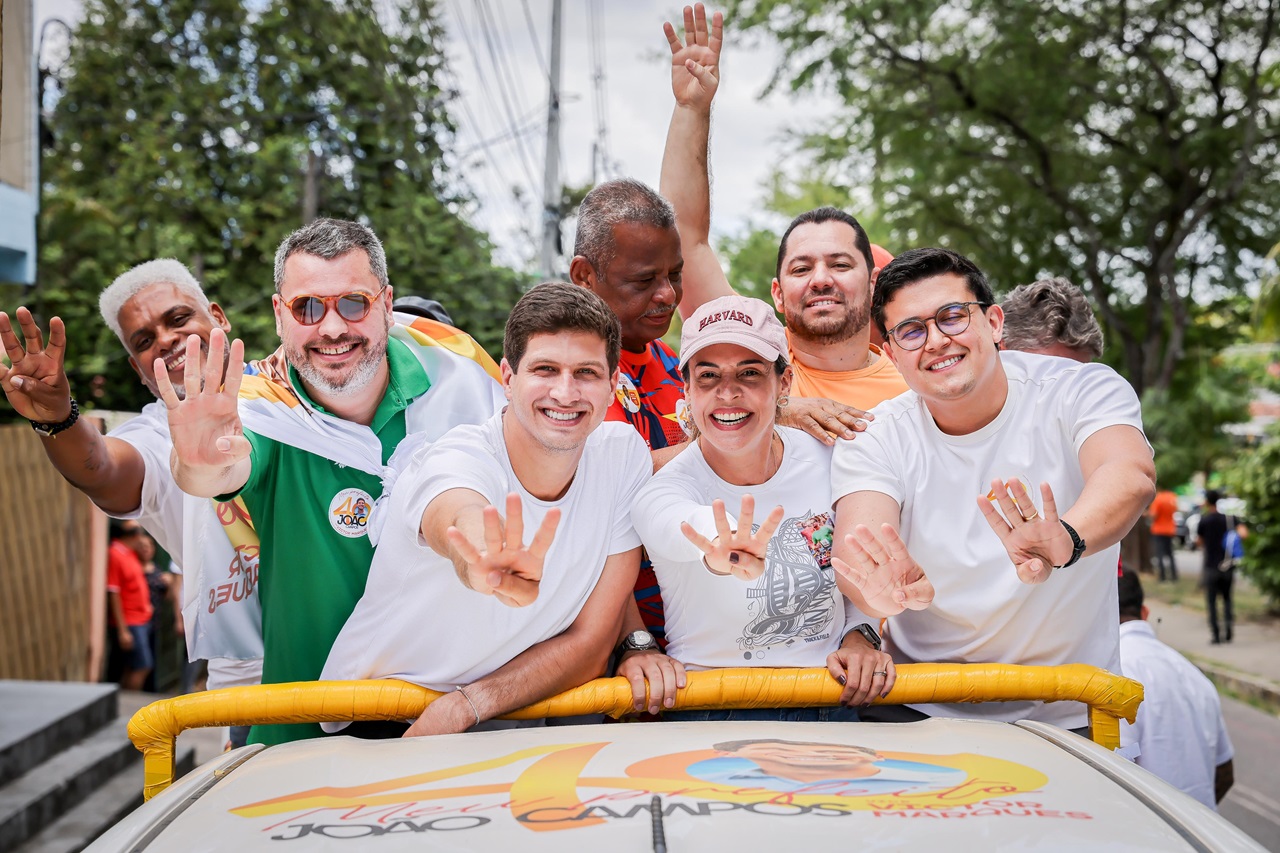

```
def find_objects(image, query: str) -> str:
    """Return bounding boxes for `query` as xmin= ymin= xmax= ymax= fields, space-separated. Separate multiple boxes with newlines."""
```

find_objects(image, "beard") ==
xmin=784 ymin=297 xmax=870 ymax=347
xmin=287 ymin=334 xmax=388 ymax=397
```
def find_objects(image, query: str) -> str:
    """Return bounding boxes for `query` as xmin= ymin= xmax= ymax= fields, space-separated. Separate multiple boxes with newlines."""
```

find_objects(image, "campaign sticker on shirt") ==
xmin=616 ymin=373 xmax=641 ymax=413
xmin=675 ymin=398 xmax=694 ymax=436
xmin=328 ymin=488 xmax=374 ymax=538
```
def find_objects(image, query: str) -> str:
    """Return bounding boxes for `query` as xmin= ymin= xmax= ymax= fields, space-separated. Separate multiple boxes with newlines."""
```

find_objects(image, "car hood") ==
xmin=91 ymin=719 xmax=1261 ymax=852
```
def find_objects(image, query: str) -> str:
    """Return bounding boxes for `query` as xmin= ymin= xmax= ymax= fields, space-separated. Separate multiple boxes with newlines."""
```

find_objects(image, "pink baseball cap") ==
xmin=679 ymin=295 xmax=789 ymax=369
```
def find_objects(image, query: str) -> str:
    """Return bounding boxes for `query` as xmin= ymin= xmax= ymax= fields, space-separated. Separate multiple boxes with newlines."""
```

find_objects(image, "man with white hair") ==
xmin=1 ymin=262 xmax=263 ymax=705
xmin=160 ymin=218 xmax=503 ymax=745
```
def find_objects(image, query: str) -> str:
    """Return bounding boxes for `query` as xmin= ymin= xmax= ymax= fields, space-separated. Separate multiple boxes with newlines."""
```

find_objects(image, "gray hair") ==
xmin=1001 ymin=277 xmax=1104 ymax=360
xmin=273 ymin=218 xmax=389 ymax=293
xmin=98 ymin=259 xmax=210 ymax=348
xmin=572 ymin=178 xmax=676 ymax=274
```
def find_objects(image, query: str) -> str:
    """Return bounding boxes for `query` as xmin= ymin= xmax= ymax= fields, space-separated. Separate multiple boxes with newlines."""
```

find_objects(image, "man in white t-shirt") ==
xmin=322 ymin=282 xmax=649 ymax=737
xmin=1117 ymin=570 xmax=1234 ymax=809
xmin=830 ymin=247 xmax=1156 ymax=730
xmin=0 ymin=261 xmax=263 ymax=699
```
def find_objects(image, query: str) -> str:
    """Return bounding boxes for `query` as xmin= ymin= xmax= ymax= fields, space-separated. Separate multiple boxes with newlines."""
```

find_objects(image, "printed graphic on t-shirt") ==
xmin=740 ymin=511 xmax=837 ymax=655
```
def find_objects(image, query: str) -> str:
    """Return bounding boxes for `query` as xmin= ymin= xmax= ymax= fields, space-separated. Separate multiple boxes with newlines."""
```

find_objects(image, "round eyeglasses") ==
xmin=886 ymin=301 xmax=988 ymax=351
xmin=282 ymin=285 xmax=387 ymax=326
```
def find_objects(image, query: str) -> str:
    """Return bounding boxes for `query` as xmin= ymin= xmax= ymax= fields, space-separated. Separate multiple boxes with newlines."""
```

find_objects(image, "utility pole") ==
xmin=539 ymin=0 xmax=563 ymax=279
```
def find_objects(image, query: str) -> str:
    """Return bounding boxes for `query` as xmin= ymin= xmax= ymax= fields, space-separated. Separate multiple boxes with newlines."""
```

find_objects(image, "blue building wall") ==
xmin=0 ymin=183 xmax=38 ymax=285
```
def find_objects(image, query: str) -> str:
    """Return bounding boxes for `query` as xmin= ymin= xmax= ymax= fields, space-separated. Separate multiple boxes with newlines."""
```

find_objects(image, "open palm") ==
xmin=833 ymin=523 xmax=935 ymax=615
xmin=0 ymin=308 xmax=72 ymax=422
xmin=665 ymin=3 xmax=722 ymax=110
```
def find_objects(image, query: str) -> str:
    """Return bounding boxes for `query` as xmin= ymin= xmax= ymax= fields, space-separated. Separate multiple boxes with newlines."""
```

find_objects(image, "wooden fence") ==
xmin=0 ymin=422 xmax=106 ymax=681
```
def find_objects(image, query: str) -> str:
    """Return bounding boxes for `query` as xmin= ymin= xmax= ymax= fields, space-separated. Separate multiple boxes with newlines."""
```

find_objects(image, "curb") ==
xmin=1189 ymin=658 xmax=1280 ymax=716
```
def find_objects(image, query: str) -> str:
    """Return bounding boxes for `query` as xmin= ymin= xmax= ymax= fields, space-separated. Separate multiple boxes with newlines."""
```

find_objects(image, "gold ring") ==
xmin=1021 ymin=510 xmax=1040 ymax=522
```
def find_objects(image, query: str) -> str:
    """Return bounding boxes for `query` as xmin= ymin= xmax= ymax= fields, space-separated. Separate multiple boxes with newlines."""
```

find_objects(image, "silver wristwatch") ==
xmin=850 ymin=622 xmax=882 ymax=651
xmin=617 ymin=629 xmax=659 ymax=656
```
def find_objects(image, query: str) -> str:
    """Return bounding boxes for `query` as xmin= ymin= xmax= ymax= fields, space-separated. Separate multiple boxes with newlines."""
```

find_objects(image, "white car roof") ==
xmin=91 ymin=719 xmax=1262 ymax=852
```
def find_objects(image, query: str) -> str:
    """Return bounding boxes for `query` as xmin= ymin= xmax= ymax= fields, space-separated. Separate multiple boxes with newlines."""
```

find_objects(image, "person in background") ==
xmin=1148 ymin=489 xmax=1179 ymax=582
xmin=659 ymin=4 xmax=909 ymax=425
xmin=1000 ymin=277 xmax=1103 ymax=364
xmin=1196 ymin=490 xmax=1234 ymax=644
xmin=107 ymin=521 xmax=154 ymax=690
xmin=1117 ymin=570 xmax=1234 ymax=809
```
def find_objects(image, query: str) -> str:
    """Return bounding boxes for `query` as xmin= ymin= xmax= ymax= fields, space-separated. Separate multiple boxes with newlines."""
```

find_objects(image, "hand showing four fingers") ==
xmin=664 ymin=3 xmax=722 ymax=111
xmin=832 ymin=523 xmax=935 ymax=616
xmin=153 ymin=328 xmax=251 ymax=472
xmin=680 ymin=495 xmax=784 ymax=581
xmin=976 ymin=478 xmax=1073 ymax=584
xmin=0 ymin=308 xmax=73 ymax=423
xmin=446 ymin=493 xmax=560 ymax=608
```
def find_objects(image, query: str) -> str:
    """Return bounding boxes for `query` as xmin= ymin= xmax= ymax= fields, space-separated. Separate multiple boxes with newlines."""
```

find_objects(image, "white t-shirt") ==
xmin=321 ymin=415 xmax=650 ymax=702
xmin=109 ymin=404 xmax=265 ymax=689
xmin=1118 ymin=620 xmax=1233 ymax=809
xmin=831 ymin=351 xmax=1149 ymax=728
xmin=633 ymin=427 xmax=860 ymax=670
xmin=107 ymin=402 xmax=186 ymax=558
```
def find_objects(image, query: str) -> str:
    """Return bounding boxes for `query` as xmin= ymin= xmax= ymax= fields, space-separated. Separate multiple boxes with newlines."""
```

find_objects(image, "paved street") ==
xmin=1143 ymin=548 xmax=1280 ymax=850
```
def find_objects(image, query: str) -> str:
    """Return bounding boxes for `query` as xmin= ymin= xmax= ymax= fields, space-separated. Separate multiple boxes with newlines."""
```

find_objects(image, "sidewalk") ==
xmin=1143 ymin=549 xmax=1280 ymax=713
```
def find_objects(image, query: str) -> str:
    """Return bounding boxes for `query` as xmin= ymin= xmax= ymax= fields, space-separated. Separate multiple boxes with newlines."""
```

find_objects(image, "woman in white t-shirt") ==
xmin=628 ymin=295 xmax=895 ymax=722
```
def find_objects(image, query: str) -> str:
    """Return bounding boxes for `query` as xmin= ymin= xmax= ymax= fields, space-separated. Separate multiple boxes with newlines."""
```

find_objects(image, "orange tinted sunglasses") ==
xmin=283 ymin=285 xmax=386 ymax=326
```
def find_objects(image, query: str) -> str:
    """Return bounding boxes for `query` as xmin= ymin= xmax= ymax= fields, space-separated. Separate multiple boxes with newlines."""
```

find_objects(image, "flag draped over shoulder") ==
xmin=180 ymin=315 xmax=504 ymax=663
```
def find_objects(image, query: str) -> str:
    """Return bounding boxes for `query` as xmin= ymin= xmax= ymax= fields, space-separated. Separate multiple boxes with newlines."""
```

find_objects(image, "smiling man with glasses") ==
xmin=161 ymin=218 xmax=504 ymax=745
xmin=827 ymin=247 xmax=1156 ymax=734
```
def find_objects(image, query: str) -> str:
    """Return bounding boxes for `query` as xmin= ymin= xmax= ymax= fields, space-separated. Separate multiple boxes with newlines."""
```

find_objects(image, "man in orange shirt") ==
xmin=658 ymin=5 xmax=909 ymax=431
xmin=107 ymin=521 xmax=155 ymax=690
xmin=1149 ymin=489 xmax=1179 ymax=581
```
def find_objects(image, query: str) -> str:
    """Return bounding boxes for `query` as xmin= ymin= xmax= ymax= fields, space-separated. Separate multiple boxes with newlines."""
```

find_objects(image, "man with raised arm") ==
xmin=320 ymin=283 xmax=649 ymax=737
xmin=659 ymin=4 xmax=909 ymax=436
xmin=159 ymin=218 xmax=502 ymax=744
xmin=1 ymin=261 xmax=262 ymax=701
xmin=830 ymin=248 xmax=1156 ymax=732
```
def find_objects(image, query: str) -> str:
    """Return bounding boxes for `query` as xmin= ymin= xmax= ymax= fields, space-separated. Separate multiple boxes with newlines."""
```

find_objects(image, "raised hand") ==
xmin=445 ymin=493 xmax=560 ymax=607
xmin=154 ymin=328 xmax=250 ymax=494
xmin=780 ymin=396 xmax=872 ymax=446
xmin=0 ymin=307 xmax=72 ymax=423
xmin=833 ymin=523 xmax=935 ymax=616
xmin=680 ymin=495 xmax=785 ymax=581
xmin=977 ymin=478 xmax=1073 ymax=584
xmin=664 ymin=3 xmax=722 ymax=111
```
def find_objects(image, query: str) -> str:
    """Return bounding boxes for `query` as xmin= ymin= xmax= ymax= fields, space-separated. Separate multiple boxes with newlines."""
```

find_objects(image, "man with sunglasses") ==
xmin=161 ymin=218 xmax=503 ymax=745
xmin=829 ymin=247 xmax=1155 ymax=732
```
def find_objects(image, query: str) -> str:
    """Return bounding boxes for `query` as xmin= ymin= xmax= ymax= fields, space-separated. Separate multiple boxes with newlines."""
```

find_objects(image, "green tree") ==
xmin=30 ymin=0 xmax=526 ymax=415
xmin=1226 ymin=428 xmax=1280 ymax=611
xmin=731 ymin=0 xmax=1279 ymax=394
xmin=721 ymin=165 xmax=892 ymax=300
xmin=1134 ymin=296 xmax=1253 ymax=487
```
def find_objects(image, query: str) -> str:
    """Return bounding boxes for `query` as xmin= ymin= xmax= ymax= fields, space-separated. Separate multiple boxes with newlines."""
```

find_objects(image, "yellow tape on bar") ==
xmin=129 ymin=663 xmax=1142 ymax=800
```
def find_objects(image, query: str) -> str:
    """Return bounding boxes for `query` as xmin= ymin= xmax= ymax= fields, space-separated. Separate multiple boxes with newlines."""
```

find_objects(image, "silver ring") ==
xmin=872 ymin=671 xmax=887 ymax=677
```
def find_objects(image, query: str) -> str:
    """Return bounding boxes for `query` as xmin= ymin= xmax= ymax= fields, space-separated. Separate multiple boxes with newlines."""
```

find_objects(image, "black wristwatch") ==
xmin=30 ymin=398 xmax=80 ymax=437
xmin=1054 ymin=519 xmax=1087 ymax=569
xmin=849 ymin=622 xmax=882 ymax=651
xmin=616 ymin=629 xmax=659 ymax=657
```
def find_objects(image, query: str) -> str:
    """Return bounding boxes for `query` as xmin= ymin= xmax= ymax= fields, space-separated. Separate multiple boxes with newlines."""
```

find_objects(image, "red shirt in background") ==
xmin=107 ymin=540 xmax=153 ymax=627
xmin=1149 ymin=490 xmax=1178 ymax=537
